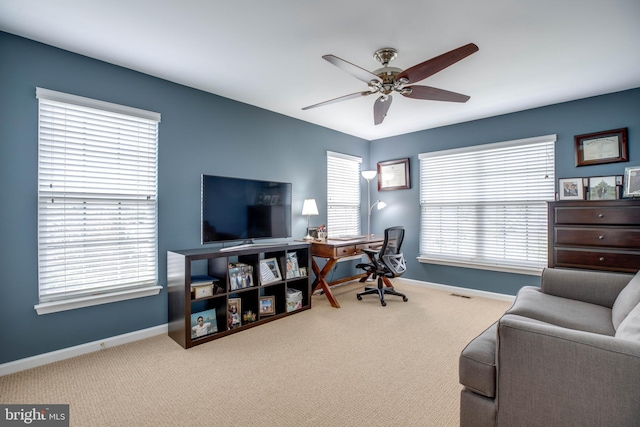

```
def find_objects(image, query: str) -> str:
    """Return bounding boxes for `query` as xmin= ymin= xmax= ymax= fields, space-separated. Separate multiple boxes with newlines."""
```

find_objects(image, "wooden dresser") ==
xmin=548 ymin=200 xmax=640 ymax=273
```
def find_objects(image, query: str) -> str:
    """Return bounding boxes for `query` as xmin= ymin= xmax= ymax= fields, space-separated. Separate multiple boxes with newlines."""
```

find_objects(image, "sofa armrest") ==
xmin=540 ymin=268 xmax=633 ymax=308
xmin=496 ymin=314 xmax=640 ymax=426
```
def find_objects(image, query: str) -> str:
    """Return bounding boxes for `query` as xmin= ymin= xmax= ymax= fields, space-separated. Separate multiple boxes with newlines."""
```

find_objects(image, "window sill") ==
xmin=34 ymin=285 xmax=162 ymax=315
xmin=416 ymin=256 xmax=542 ymax=276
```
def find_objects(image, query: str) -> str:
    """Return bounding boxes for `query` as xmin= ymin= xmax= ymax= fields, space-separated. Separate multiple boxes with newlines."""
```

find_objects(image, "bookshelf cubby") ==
xmin=167 ymin=242 xmax=311 ymax=348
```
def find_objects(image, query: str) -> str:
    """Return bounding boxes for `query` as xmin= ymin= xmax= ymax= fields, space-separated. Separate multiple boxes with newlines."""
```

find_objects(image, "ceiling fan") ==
xmin=302 ymin=43 xmax=479 ymax=125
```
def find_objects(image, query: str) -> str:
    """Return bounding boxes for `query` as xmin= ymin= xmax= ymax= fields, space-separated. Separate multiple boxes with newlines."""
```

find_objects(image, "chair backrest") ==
xmin=380 ymin=226 xmax=406 ymax=277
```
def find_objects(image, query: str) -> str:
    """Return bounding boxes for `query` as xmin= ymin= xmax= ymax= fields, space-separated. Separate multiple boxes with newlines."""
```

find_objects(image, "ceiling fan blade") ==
xmin=396 ymin=43 xmax=479 ymax=84
xmin=373 ymin=95 xmax=393 ymax=125
xmin=401 ymin=85 xmax=470 ymax=103
xmin=323 ymin=55 xmax=383 ymax=84
xmin=302 ymin=91 xmax=375 ymax=110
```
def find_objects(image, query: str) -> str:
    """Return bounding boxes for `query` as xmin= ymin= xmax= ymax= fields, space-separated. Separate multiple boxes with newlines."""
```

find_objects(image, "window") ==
xmin=326 ymin=151 xmax=362 ymax=237
xmin=35 ymin=88 xmax=161 ymax=314
xmin=419 ymin=135 xmax=556 ymax=275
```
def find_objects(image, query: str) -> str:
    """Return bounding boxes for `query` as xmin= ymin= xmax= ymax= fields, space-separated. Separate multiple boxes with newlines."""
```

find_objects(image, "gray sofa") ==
xmin=459 ymin=268 xmax=640 ymax=426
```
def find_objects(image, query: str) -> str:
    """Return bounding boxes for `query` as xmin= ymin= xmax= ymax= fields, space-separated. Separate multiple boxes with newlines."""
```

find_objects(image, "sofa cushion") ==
xmin=612 ymin=271 xmax=640 ymax=330
xmin=459 ymin=323 xmax=497 ymax=398
xmin=507 ymin=286 xmax=615 ymax=336
xmin=616 ymin=303 xmax=640 ymax=341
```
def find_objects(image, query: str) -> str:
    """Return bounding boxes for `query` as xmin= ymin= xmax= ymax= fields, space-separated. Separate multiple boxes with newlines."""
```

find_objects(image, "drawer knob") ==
xmin=599 ymin=235 xmax=604 ymax=240
xmin=599 ymin=257 xmax=605 ymax=262
xmin=598 ymin=213 xmax=604 ymax=218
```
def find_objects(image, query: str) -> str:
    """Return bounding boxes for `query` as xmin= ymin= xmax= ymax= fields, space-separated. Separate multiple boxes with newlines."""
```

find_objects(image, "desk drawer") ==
xmin=356 ymin=243 xmax=382 ymax=252
xmin=554 ymin=227 xmax=640 ymax=248
xmin=335 ymin=245 xmax=357 ymax=257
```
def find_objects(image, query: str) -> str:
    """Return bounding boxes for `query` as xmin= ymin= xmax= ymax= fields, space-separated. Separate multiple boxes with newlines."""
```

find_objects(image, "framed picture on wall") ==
xmin=378 ymin=158 xmax=410 ymax=191
xmin=574 ymin=128 xmax=628 ymax=167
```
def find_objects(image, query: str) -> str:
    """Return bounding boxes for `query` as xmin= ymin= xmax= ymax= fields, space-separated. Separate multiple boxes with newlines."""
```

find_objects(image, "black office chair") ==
xmin=356 ymin=226 xmax=408 ymax=306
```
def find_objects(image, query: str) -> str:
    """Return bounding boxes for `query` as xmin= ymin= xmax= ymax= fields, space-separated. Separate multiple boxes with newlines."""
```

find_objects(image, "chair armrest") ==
xmin=496 ymin=314 xmax=640 ymax=426
xmin=540 ymin=268 xmax=633 ymax=308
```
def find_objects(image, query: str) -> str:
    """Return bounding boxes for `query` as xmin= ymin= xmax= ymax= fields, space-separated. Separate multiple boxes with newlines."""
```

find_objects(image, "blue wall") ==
xmin=1 ymin=31 xmax=638 ymax=364
xmin=368 ymin=89 xmax=640 ymax=294
xmin=0 ymin=33 xmax=369 ymax=364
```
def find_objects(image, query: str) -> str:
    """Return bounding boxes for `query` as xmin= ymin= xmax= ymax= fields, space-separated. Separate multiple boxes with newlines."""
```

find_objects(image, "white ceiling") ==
xmin=1 ymin=0 xmax=639 ymax=141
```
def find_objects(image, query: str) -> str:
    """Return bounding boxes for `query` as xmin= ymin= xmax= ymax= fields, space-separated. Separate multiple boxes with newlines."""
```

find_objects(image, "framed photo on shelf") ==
xmin=259 ymin=296 xmax=275 ymax=316
xmin=558 ymin=177 xmax=584 ymax=200
xmin=228 ymin=263 xmax=253 ymax=291
xmin=623 ymin=166 xmax=640 ymax=198
xmin=190 ymin=309 xmax=217 ymax=339
xmin=377 ymin=158 xmax=410 ymax=191
xmin=228 ymin=298 xmax=242 ymax=330
xmin=259 ymin=258 xmax=281 ymax=285
xmin=588 ymin=176 xmax=618 ymax=200
xmin=574 ymin=128 xmax=628 ymax=167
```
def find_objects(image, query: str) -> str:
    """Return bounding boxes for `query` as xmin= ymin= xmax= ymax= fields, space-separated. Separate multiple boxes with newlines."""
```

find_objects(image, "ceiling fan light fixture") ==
xmin=303 ymin=43 xmax=478 ymax=125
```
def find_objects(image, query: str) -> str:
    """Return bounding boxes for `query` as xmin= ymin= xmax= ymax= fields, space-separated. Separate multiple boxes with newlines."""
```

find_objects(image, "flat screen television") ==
xmin=201 ymin=175 xmax=292 ymax=244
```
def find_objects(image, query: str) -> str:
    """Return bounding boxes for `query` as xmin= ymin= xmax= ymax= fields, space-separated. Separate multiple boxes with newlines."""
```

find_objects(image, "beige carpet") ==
xmin=1 ymin=280 xmax=510 ymax=426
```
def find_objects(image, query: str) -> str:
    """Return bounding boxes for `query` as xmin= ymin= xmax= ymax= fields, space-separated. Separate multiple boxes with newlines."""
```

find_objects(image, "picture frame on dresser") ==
xmin=588 ymin=176 xmax=618 ymax=200
xmin=558 ymin=177 xmax=584 ymax=200
xmin=623 ymin=166 xmax=640 ymax=198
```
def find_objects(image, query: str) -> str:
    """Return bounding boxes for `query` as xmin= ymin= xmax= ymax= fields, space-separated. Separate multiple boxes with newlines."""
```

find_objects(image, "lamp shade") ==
xmin=302 ymin=199 xmax=319 ymax=216
xmin=376 ymin=200 xmax=387 ymax=210
xmin=361 ymin=170 xmax=377 ymax=180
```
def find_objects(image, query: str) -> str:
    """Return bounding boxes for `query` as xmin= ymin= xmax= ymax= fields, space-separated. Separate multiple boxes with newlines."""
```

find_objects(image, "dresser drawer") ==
xmin=554 ymin=227 xmax=640 ymax=248
xmin=554 ymin=206 xmax=640 ymax=225
xmin=553 ymin=248 xmax=640 ymax=273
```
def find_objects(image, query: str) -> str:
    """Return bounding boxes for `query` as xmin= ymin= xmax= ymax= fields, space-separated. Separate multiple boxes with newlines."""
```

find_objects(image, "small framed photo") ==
xmin=623 ymin=166 xmax=640 ymax=198
xmin=259 ymin=258 xmax=282 ymax=285
xmin=191 ymin=309 xmax=218 ymax=339
xmin=558 ymin=178 xmax=584 ymax=200
xmin=574 ymin=128 xmax=628 ymax=167
xmin=588 ymin=176 xmax=618 ymax=200
xmin=259 ymin=296 xmax=275 ymax=316
xmin=378 ymin=158 xmax=410 ymax=191
xmin=228 ymin=298 xmax=242 ymax=330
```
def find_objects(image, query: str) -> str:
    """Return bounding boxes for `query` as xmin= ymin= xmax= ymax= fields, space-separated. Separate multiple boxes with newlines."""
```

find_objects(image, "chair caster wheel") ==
xmin=357 ymin=295 xmax=362 ymax=300
xmin=403 ymin=297 xmax=408 ymax=302
xmin=381 ymin=300 xmax=387 ymax=306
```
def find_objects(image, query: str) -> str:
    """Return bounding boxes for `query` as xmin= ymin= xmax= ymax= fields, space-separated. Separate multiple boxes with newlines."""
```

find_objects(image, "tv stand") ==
xmin=167 ymin=242 xmax=311 ymax=349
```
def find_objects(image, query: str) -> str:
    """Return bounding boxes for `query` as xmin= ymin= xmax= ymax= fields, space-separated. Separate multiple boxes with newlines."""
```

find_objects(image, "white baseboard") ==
xmin=401 ymin=278 xmax=517 ymax=303
xmin=0 ymin=324 xmax=167 ymax=377
xmin=2 ymin=280 xmax=513 ymax=377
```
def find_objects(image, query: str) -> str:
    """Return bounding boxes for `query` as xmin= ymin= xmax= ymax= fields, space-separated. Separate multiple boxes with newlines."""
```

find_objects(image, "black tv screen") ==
xmin=201 ymin=175 xmax=292 ymax=244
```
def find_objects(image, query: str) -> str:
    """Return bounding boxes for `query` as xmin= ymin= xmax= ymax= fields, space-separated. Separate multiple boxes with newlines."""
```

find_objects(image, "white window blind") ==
xmin=36 ymin=88 xmax=161 ymax=311
xmin=419 ymin=135 xmax=556 ymax=273
xmin=327 ymin=151 xmax=361 ymax=237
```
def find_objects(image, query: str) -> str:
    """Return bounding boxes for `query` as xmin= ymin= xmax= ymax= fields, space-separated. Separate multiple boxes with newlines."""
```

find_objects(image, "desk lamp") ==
xmin=302 ymin=199 xmax=319 ymax=240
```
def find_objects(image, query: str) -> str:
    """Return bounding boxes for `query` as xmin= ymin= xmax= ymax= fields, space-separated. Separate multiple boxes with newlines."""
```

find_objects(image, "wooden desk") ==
xmin=310 ymin=236 xmax=384 ymax=308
